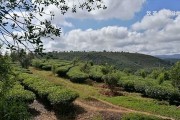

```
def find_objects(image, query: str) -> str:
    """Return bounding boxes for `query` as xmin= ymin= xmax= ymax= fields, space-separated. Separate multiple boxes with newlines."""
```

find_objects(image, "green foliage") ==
xmin=158 ymin=73 xmax=165 ymax=85
xmin=32 ymin=59 xmax=42 ymax=68
xmin=144 ymin=85 xmax=180 ymax=102
xmin=18 ymin=50 xmax=32 ymax=69
xmin=163 ymin=72 xmax=170 ymax=81
xmin=104 ymin=95 xmax=180 ymax=120
xmin=19 ymin=73 xmax=79 ymax=108
xmin=118 ymin=74 xmax=180 ymax=104
xmin=122 ymin=113 xmax=163 ymax=120
xmin=41 ymin=64 xmax=52 ymax=71
xmin=170 ymin=61 xmax=180 ymax=90
xmin=102 ymin=72 xmax=120 ymax=91
xmin=55 ymin=65 xmax=73 ymax=76
xmin=0 ymin=55 xmax=32 ymax=120
xmin=42 ymin=52 xmax=171 ymax=71
xmin=0 ymin=55 xmax=12 ymax=83
xmin=89 ymin=65 xmax=103 ymax=81
xmin=80 ymin=62 xmax=91 ymax=73
xmin=149 ymin=68 xmax=164 ymax=79
xmin=102 ymin=64 xmax=115 ymax=75
xmin=67 ymin=66 xmax=89 ymax=83
xmin=0 ymin=98 xmax=30 ymax=120
xmin=48 ymin=89 xmax=79 ymax=105
xmin=137 ymin=69 xmax=148 ymax=78
xmin=6 ymin=82 xmax=35 ymax=103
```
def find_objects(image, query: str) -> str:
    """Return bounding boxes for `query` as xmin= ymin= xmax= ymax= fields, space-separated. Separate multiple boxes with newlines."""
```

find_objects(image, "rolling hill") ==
xmin=45 ymin=51 xmax=171 ymax=71
xmin=155 ymin=54 xmax=180 ymax=64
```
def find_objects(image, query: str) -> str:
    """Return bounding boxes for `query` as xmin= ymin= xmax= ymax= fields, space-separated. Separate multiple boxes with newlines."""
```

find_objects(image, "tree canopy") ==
xmin=0 ymin=0 xmax=106 ymax=53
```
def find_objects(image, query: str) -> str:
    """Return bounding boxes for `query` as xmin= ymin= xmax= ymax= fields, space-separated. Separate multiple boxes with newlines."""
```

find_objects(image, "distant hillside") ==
xmin=46 ymin=51 xmax=171 ymax=71
xmin=156 ymin=54 xmax=180 ymax=59
xmin=155 ymin=54 xmax=180 ymax=64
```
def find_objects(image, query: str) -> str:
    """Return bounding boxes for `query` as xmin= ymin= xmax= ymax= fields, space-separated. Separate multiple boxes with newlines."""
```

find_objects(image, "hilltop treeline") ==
xmin=41 ymin=51 xmax=171 ymax=72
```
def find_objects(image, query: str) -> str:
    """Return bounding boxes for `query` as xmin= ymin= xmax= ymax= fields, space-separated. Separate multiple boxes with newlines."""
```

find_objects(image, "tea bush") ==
xmin=19 ymin=73 xmax=79 ymax=109
xmin=118 ymin=77 xmax=180 ymax=104
xmin=55 ymin=65 xmax=73 ymax=77
xmin=67 ymin=66 xmax=89 ymax=83
xmin=6 ymin=82 xmax=35 ymax=103
xmin=89 ymin=65 xmax=103 ymax=82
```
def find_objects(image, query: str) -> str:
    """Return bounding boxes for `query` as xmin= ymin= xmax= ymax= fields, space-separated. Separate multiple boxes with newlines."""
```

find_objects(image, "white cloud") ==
xmin=39 ymin=0 xmax=146 ymax=27
xmin=132 ymin=9 xmax=175 ymax=31
xmin=43 ymin=9 xmax=180 ymax=55
xmin=66 ymin=0 xmax=146 ymax=20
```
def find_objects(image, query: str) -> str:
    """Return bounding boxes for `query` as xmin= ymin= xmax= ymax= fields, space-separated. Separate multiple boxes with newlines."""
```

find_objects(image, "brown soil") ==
xmin=29 ymin=98 xmax=174 ymax=120
xmin=29 ymin=99 xmax=123 ymax=120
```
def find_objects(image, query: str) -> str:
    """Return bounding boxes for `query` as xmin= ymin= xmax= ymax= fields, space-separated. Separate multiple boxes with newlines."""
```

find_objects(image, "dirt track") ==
xmin=29 ymin=98 xmax=174 ymax=120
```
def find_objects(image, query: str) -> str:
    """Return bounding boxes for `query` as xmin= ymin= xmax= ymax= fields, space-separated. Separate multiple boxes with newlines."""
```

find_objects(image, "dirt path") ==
xmin=29 ymin=98 xmax=174 ymax=120
xmin=29 ymin=68 xmax=176 ymax=120
xmin=29 ymin=100 xmax=57 ymax=120
xmin=87 ymin=97 xmax=175 ymax=120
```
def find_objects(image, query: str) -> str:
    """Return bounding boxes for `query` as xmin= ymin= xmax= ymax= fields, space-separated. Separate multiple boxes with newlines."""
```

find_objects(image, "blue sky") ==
xmin=1 ymin=0 xmax=180 ymax=55
xmin=63 ymin=0 xmax=180 ymax=32
xmin=40 ymin=0 xmax=180 ymax=55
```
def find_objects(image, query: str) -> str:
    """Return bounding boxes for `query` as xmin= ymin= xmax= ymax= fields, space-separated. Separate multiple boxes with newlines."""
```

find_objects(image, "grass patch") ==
xmin=30 ymin=67 xmax=100 ymax=99
xmin=122 ymin=113 xmax=164 ymax=120
xmin=102 ymin=96 xmax=180 ymax=119
xmin=30 ymin=67 xmax=180 ymax=119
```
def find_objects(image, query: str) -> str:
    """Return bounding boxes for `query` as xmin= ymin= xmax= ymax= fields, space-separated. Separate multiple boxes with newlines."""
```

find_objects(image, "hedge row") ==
xmin=118 ymin=80 xmax=180 ymax=104
xmin=6 ymin=82 xmax=36 ymax=103
xmin=32 ymin=59 xmax=106 ymax=83
xmin=19 ymin=73 xmax=79 ymax=109
xmin=0 ymin=81 xmax=35 ymax=103
xmin=32 ymin=59 xmax=73 ymax=72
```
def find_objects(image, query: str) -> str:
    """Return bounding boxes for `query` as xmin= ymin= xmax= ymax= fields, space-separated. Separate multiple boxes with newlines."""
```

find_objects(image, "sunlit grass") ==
xmin=30 ymin=67 xmax=180 ymax=119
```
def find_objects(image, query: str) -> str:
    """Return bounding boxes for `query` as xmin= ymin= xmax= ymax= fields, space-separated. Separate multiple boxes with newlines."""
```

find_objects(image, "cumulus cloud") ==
xmin=39 ymin=0 xmax=145 ymax=27
xmin=66 ymin=0 xmax=146 ymax=20
xmin=43 ymin=9 xmax=180 ymax=55
xmin=132 ymin=9 xmax=175 ymax=31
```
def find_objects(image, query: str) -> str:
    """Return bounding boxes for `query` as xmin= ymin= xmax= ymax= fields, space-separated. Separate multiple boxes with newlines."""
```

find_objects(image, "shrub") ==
xmin=55 ymin=65 xmax=73 ymax=77
xmin=89 ymin=65 xmax=103 ymax=82
xmin=32 ymin=59 xmax=42 ymax=68
xmin=6 ymin=83 xmax=35 ymax=103
xmin=102 ymin=65 xmax=115 ymax=75
xmin=42 ymin=64 xmax=52 ymax=71
xmin=118 ymin=80 xmax=135 ymax=92
xmin=48 ymin=89 xmax=79 ymax=105
xmin=102 ymin=72 xmax=120 ymax=93
xmin=0 ymin=98 xmax=30 ymax=120
xmin=117 ymin=77 xmax=180 ymax=104
xmin=134 ymin=81 xmax=147 ymax=94
xmin=67 ymin=66 xmax=89 ymax=83
xmin=19 ymin=73 xmax=79 ymax=109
